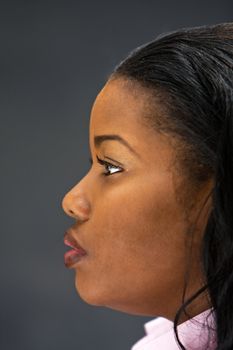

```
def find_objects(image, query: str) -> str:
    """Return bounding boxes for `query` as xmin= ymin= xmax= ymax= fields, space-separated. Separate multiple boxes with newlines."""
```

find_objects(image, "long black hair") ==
xmin=109 ymin=22 xmax=233 ymax=349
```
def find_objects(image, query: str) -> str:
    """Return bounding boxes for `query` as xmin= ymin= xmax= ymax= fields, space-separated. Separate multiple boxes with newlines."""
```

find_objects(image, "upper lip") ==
xmin=64 ymin=229 xmax=87 ymax=254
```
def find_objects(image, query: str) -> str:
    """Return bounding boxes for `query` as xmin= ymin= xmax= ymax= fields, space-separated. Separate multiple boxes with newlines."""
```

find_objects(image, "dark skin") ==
xmin=62 ymin=78 xmax=213 ymax=324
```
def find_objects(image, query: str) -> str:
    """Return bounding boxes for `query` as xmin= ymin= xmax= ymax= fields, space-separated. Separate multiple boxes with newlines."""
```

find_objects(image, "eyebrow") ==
xmin=94 ymin=134 xmax=140 ymax=158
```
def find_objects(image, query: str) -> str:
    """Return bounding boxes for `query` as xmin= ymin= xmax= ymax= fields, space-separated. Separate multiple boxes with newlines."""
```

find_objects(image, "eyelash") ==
xmin=89 ymin=156 xmax=123 ymax=177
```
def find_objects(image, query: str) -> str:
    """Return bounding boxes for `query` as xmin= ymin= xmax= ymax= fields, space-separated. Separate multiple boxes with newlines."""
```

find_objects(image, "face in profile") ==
xmin=62 ymin=78 xmax=211 ymax=321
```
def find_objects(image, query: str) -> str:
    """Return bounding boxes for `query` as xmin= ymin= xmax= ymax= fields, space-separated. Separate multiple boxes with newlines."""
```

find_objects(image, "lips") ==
xmin=64 ymin=230 xmax=87 ymax=268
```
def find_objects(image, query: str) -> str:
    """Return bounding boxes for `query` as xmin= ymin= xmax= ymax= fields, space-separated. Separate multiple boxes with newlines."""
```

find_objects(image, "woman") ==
xmin=62 ymin=22 xmax=233 ymax=349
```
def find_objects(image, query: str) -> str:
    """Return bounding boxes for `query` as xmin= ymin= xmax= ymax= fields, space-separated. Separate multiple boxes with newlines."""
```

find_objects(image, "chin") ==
xmin=74 ymin=279 xmax=151 ymax=316
xmin=74 ymin=278 xmax=105 ymax=307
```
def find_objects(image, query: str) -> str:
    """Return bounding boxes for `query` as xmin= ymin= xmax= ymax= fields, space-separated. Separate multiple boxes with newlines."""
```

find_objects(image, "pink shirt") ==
xmin=131 ymin=308 xmax=217 ymax=349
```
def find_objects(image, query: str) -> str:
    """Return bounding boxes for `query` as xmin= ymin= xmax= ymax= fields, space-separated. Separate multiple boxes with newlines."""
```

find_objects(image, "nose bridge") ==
xmin=62 ymin=173 xmax=92 ymax=221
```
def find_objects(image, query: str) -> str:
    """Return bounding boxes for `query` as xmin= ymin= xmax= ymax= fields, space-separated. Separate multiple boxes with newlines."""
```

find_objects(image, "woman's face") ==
xmin=62 ymin=78 xmax=211 ymax=321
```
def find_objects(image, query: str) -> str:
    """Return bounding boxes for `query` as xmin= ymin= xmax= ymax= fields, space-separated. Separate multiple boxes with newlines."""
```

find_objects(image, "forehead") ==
xmin=89 ymin=78 xmax=176 ymax=169
xmin=90 ymin=79 xmax=161 ymax=144
xmin=90 ymin=78 xmax=149 ymax=136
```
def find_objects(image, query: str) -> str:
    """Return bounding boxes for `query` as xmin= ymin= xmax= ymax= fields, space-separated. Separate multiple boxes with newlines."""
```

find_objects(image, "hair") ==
xmin=109 ymin=22 xmax=233 ymax=349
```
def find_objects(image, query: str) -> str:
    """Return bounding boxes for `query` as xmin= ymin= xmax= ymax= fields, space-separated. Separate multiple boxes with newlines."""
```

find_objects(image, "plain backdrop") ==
xmin=1 ymin=1 xmax=232 ymax=349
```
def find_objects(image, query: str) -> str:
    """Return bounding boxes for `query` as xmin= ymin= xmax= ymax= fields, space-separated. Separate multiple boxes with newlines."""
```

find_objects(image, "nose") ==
xmin=61 ymin=187 xmax=91 ymax=222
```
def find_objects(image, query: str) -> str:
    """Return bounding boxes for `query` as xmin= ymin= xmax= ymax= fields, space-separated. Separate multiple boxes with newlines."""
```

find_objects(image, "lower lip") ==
xmin=64 ymin=249 xmax=87 ymax=268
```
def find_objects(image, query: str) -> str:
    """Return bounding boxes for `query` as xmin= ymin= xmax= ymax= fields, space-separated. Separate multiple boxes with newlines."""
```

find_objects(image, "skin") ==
xmin=62 ymin=78 xmax=213 ymax=324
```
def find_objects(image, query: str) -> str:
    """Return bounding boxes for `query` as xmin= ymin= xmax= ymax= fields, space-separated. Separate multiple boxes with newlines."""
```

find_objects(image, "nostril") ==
xmin=62 ymin=192 xmax=91 ymax=221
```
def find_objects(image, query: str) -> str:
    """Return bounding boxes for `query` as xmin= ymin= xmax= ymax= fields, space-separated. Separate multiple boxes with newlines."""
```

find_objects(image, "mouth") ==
xmin=63 ymin=231 xmax=88 ymax=268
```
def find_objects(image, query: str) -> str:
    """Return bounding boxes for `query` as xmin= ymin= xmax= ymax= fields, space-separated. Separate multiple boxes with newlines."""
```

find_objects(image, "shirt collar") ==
xmin=144 ymin=307 xmax=214 ymax=337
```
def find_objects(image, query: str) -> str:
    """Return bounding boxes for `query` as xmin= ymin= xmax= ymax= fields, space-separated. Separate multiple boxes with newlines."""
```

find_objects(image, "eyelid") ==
xmin=88 ymin=155 xmax=123 ymax=176
xmin=88 ymin=155 xmax=120 ymax=167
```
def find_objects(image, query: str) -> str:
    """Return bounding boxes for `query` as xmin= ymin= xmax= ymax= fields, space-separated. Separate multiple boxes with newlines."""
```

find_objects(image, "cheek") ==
xmin=93 ymin=173 xmax=187 ymax=266
xmin=75 ymin=175 xmax=190 ymax=310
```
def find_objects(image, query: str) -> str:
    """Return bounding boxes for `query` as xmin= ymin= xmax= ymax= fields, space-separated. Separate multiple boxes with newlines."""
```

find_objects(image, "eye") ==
xmin=88 ymin=156 xmax=123 ymax=177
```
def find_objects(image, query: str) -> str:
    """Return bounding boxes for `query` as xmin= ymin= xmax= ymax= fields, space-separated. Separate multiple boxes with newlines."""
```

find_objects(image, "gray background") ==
xmin=1 ymin=1 xmax=232 ymax=349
